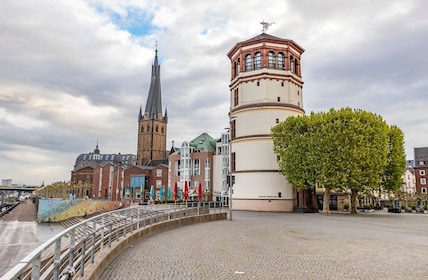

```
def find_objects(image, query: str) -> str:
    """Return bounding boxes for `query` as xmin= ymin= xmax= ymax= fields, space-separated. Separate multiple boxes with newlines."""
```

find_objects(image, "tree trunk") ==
xmin=351 ymin=189 xmax=358 ymax=214
xmin=322 ymin=188 xmax=331 ymax=214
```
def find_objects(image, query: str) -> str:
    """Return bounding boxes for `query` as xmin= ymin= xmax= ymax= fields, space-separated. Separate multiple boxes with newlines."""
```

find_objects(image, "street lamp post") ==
xmin=228 ymin=116 xmax=237 ymax=221
xmin=227 ymin=127 xmax=233 ymax=221
xmin=115 ymin=158 xmax=122 ymax=202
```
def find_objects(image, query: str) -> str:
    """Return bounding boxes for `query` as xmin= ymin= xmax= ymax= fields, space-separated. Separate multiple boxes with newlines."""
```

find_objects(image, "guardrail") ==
xmin=1 ymin=201 xmax=226 ymax=280
xmin=0 ymin=202 xmax=19 ymax=219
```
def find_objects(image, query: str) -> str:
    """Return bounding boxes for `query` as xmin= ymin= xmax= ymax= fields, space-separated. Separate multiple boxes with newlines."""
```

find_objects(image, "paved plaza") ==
xmin=101 ymin=210 xmax=428 ymax=280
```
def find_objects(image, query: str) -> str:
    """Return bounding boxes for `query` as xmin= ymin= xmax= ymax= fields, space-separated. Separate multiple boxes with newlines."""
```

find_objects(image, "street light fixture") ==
xmin=227 ymin=116 xmax=236 ymax=221
xmin=115 ymin=155 xmax=122 ymax=202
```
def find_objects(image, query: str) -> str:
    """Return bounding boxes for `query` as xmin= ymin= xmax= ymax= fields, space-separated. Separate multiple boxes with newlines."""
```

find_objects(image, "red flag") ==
xmin=184 ymin=181 xmax=189 ymax=201
xmin=198 ymin=182 xmax=203 ymax=202
xmin=173 ymin=181 xmax=178 ymax=201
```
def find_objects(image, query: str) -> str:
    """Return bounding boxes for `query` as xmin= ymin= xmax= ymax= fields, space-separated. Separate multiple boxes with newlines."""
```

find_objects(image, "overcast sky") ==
xmin=1 ymin=0 xmax=427 ymax=186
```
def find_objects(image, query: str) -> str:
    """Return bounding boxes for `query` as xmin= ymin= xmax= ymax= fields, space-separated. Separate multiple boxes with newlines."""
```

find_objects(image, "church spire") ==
xmin=143 ymin=47 xmax=163 ymax=121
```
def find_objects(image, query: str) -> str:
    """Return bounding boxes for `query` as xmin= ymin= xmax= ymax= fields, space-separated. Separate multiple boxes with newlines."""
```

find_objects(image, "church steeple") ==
xmin=142 ymin=47 xmax=163 ymax=121
xmin=137 ymin=48 xmax=168 ymax=165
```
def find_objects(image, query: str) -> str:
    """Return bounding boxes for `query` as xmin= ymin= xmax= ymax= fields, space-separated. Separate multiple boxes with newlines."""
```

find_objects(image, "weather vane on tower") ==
xmin=260 ymin=21 xmax=274 ymax=33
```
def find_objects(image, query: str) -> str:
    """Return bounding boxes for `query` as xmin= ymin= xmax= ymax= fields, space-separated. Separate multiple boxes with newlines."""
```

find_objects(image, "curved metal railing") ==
xmin=1 ymin=202 xmax=225 ymax=280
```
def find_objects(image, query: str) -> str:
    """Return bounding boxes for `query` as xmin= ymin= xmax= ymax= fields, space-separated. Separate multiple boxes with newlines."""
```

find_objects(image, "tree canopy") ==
xmin=272 ymin=107 xmax=406 ymax=214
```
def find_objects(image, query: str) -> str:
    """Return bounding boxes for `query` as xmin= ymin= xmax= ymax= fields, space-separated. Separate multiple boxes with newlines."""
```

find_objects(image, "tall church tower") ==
xmin=227 ymin=31 xmax=305 ymax=212
xmin=137 ymin=49 xmax=168 ymax=165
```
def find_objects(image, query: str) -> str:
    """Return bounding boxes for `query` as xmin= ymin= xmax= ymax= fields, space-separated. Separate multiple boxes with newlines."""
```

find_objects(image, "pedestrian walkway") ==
xmin=0 ymin=199 xmax=63 ymax=277
xmin=2 ymin=199 xmax=37 ymax=222
xmin=100 ymin=210 xmax=428 ymax=280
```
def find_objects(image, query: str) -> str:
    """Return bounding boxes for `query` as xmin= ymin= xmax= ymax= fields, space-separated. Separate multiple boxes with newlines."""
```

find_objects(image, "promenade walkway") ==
xmin=100 ymin=210 xmax=428 ymax=280
xmin=0 ymin=199 xmax=63 ymax=277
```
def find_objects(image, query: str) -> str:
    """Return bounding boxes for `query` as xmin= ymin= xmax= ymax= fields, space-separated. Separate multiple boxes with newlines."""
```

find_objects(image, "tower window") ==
xmin=278 ymin=52 xmax=284 ymax=69
xmin=245 ymin=54 xmax=252 ymax=71
xmin=155 ymin=125 xmax=158 ymax=133
xmin=294 ymin=58 xmax=298 ymax=74
xmin=161 ymin=126 xmax=164 ymax=134
xmin=276 ymin=118 xmax=279 ymax=123
xmin=257 ymin=81 xmax=260 ymax=86
xmin=254 ymin=52 xmax=261 ymax=70
xmin=277 ymin=97 xmax=280 ymax=102
xmin=232 ymin=152 xmax=236 ymax=172
xmin=268 ymin=51 xmax=275 ymax=68
xmin=298 ymin=91 xmax=300 ymax=95
xmin=234 ymin=89 xmax=239 ymax=106
xmin=290 ymin=56 xmax=295 ymax=73
xmin=281 ymin=81 xmax=284 ymax=87
xmin=237 ymin=58 xmax=240 ymax=74
xmin=141 ymin=126 xmax=144 ymax=133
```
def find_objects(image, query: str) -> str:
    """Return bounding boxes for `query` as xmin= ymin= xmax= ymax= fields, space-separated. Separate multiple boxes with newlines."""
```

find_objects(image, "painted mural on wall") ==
xmin=38 ymin=199 xmax=121 ymax=222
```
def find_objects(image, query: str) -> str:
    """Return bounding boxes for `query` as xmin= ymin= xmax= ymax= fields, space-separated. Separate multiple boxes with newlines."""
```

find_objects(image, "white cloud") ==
xmin=0 ymin=0 xmax=427 ymax=185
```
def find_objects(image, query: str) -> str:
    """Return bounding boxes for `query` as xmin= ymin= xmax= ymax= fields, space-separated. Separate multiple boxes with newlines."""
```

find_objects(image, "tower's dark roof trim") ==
xmin=227 ymin=33 xmax=305 ymax=57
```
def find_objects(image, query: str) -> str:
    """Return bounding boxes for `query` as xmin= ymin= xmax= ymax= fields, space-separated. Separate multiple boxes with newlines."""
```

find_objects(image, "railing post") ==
xmin=90 ymin=232 xmax=95 ymax=264
xmin=130 ymin=209 xmax=134 ymax=233
xmin=108 ymin=223 xmax=112 ymax=248
xmin=123 ymin=212 xmax=127 ymax=237
xmin=69 ymin=228 xmax=76 ymax=268
xmin=53 ymin=238 xmax=61 ymax=280
xmin=137 ymin=208 xmax=140 ymax=229
xmin=100 ymin=216 xmax=105 ymax=252
xmin=115 ymin=215 xmax=119 ymax=241
xmin=80 ymin=223 xmax=87 ymax=277
xmin=31 ymin=255 xmax=41 ymax=280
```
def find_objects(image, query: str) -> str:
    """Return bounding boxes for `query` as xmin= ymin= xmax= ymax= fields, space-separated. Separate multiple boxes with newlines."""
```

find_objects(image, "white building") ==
xmin=227 ymin=32 xmax=305 ymax=212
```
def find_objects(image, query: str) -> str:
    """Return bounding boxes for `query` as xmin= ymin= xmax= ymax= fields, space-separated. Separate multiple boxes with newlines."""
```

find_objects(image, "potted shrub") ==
xmin=344 ymin=203 xmax=349 ymax=211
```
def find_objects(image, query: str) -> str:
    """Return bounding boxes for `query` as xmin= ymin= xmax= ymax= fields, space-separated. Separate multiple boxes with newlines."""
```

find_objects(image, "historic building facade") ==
xmin=414 ymin=147 xmax=428 ymax=194
xmin=168 ymin=133 xmax=217 ymax=201
xmin=227 ymin=32 xmax=305 ymax=212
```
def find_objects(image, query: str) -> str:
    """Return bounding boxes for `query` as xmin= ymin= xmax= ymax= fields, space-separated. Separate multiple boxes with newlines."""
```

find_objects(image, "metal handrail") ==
xmin=1 ymin=201 xmax=225 ymax=280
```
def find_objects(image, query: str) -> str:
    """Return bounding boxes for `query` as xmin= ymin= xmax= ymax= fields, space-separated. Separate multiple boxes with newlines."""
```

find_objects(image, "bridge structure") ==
xmin=1 ymin=202 xmax=227 ymax=280
xmin=0 ymin=187 xmax=38 ymax=193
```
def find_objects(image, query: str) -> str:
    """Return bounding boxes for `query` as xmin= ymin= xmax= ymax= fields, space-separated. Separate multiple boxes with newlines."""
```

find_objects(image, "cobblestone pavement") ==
xmin=101 ymin=210 xmax=428 ymax=280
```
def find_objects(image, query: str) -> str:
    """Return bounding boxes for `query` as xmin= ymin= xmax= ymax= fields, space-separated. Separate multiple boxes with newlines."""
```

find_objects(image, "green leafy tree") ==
xmin=273 ymin=107 xmax=392 ymax=214
xmin=382 ymin=125 xmax=407 ymax=197
xmin=327 ymin=108 xmax=389 ymax=214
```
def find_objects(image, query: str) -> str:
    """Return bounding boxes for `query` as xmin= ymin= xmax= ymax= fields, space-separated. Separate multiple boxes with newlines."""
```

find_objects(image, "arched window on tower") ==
xmin=245 ymin=54 xmax=252 ymax=71
xmin=290 ymin=56 xmax=295 ymax=73
xmin=294 ymin=58 xmax=298 ymax=74
xmin=277 ymin=52 xmax=284 ymax=70
xmin=147 ymin=124 xmax=150 ymax=132
xmin=141 ymin=125 xmax=144 ymax=133
xmin=254 ymin=52 xmax=261 ymax=70
xmin=161 ymin=126 xmax=164 ymax=134
xmin=234 ymin=89 xmax=239 ymax=106
xmin=233 ymin=61 xmax=237 ymax=78
xmin=155 ymin=125 xmax=158 ymax=133
xmin=237 ymin=58 xmax=240 ymax=74
xmin=268 ymin=51 xmax=275 ymax=69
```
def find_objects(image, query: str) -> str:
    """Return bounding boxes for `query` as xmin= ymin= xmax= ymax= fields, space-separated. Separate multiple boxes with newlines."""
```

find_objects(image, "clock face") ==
xmin=158 ymin=113 xmax=163 ymax=120
xmin=144 ymin=112 xmax=149 ymax=119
